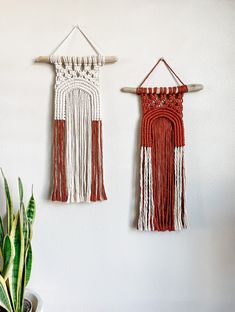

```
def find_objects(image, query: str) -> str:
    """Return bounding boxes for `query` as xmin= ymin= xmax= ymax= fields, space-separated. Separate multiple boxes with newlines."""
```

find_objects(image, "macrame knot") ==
xmin=50 ymin=55 xmax=105 ymax=67
xmin=50 ymin=55 xmax=105 ymax=87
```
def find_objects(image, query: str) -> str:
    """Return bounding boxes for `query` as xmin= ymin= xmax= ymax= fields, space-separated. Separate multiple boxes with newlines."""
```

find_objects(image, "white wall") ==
xmin=0 ymin=0 xmax=235 ymax=311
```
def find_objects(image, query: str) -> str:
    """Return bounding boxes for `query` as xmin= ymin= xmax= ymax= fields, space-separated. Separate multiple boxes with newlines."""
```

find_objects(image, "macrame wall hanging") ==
xmin=36 ymin=25 xmax=117 ymax=203
xmin=122 ymin=58 xmax=203 ymax=231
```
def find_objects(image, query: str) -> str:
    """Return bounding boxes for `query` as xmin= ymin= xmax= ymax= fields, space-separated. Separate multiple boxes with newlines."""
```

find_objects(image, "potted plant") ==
xmin=0 ymin=172 xmax=40 ymax=312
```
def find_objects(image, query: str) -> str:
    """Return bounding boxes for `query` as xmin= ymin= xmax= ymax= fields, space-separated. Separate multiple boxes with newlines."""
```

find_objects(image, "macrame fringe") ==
xmin=52 ymin=120 xmax=68 ymax=202
xmin=91 ymin=121 xmax=107 ymax=201
xmin=138 ymin=145 xmax=186 ymax=231
xmin=65 ymin=89 xmax=92 ymax=203
xmin=138 ymin=147 xmax=154 ymax=231
xmin=174 ymin=147 xmax=187 ymax=230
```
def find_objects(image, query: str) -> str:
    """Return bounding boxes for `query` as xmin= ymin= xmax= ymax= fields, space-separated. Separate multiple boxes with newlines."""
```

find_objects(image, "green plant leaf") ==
xmin=0 ymin=218 xmax=4 ymax=273
xmin=2 ymin=235 xmax=14 ymax=280
xmin=18 ymin=178 xmax=23 ymax=204
xmin=0 ymin=249 xmax=3 ymax=273
xmin=0 ymin=218 xmax=4 ymax=249
xmin=25 ymin=243 xmax=32 ymax=286
xmin=8 ymin=212 xmax=25 ymax=311
xmin=18 ymin=266 xmax=26 ymax=312
xmin=21 ymin=203 xmax=29 ymax=254
xmin=1 ymin=170 xmax=13 ymax=234
xmin=28 ymin=224 xmax=33 ymax=242
xmin=0 ymin=275 xmax=13 ymax=312
xmin=17 ymin=209 xmax=29 ymax=312
xmin=26 ymin=192 xmax=36 ymax=225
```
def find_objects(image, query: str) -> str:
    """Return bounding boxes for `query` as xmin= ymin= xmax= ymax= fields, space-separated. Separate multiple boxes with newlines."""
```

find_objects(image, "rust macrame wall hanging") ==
xmin=36 ymin=25 xmax=117 ymax=203
xmin=122 ymin=58 xmax=203 ymax=231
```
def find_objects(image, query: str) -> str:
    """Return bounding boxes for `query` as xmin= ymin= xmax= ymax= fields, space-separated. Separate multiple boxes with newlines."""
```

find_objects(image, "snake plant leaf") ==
xmin=0 ymin=217 xmax=4 ymax=249
xmin=8 ymin=211 xmax=25 ymax=311
xmin=26 ymin=223 xmax=33 ymax=243
xmin=0 ymin=249 xmax=3 ymax=273
xmin=25 ymin=243 xmax=32 ymax=286
xmin=26 ymin=191 xmax=36 ymax=225
xmin=1 ymin=170 xmax=13 ymax=234
xmin=18 ymin=178 xmax=24 ymax=204
xmin=2 ymin=235 xmax=14 ymax=280
xmin=0 ymin=275 xmax=13 ymax=312
xmin=0 ymin=218 xmax=4 ymax=272
xmin=18 ymin=265 xmax=26 ymax=312
xmin=21 ymin=203 xmax=29 ymax=253
xmin=18 ymin=226 xmax=31 ymax=311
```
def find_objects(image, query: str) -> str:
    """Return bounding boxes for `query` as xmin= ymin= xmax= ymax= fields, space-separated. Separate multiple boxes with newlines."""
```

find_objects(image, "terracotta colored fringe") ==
xmin=52 ymin=120 xmax=68 ymax=202
xmin=151 ymin=118 xmax=176 ymax=231
xmin=91 ymin=121 xmax=107 ymax=201
xmin=137 ymin=87 xmax=187 ymax=231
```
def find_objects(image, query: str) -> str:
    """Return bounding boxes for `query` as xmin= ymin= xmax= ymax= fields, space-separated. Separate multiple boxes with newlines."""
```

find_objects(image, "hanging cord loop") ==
xmin=50 ymin=25 xmax=103 ymax=57
xmin=138 ymin=58 xmax=186 ymax=88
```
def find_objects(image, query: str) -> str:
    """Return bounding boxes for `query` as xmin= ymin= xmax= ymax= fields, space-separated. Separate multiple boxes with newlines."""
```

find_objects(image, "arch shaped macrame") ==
xmin=51 ymin=56 xmax=107 ymax=203
xmin=141 ymin=107 xmax=185 ymax=147
xmin=54 ymin=79 xmax=100 ymax=120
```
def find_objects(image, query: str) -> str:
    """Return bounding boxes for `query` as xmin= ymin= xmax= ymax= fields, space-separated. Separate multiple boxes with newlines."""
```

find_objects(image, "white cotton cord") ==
xmin=66 ymin=89 xmax=92 ymax=203
xmin=178 ymin=147 xmax=183 ymax=230
xmin=143 ymin=148 xmax=149 ymax=229
xmin=76 ymin=25 xmax=103 ymax=56
xmin=66 ymin=91 xmax=73 ymax=203
xmin=76 ymin=90 xmax=82 ymax=201
xmin=174 ymin=147 xmax=178 ymax=230
xmin=182 ymin=147 xmax=188 ymax=229
xmin=54 ymin=79 xmax=100 ymax=120
xmin=183 ymin=160 xmax=188 ymax=229
xmin=50 ymin=26 xmax=77 ymax=56
xmin=86 ymin=97 xmax=92 ymax=200
xmin=50 ymin=25 xmax=103 ymax=57
xmin=174 ymin=147 xmax=187 ymax=231
xmin=138 ymin=147 xmax=155 ymax=231
xmin=138 ymin=147 xmax=144 ymax=231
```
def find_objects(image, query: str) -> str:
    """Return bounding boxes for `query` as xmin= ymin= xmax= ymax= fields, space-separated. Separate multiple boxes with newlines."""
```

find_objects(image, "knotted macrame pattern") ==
xmin=50 ymin=55 xmax=107 ymax=203
xmin=137 ymin=86 xmax=188 ymax=231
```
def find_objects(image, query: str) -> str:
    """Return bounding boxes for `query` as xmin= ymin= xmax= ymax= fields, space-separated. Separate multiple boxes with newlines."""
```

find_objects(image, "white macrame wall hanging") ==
xmin=36 ymin=25 xmax=117 ymax=203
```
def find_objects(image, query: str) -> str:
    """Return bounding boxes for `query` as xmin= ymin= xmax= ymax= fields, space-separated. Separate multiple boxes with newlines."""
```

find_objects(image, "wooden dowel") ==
xmin=35 ymin=55 xmax=118 ymax=64
xmin=121 ymin=84 xmax=203 ymax=94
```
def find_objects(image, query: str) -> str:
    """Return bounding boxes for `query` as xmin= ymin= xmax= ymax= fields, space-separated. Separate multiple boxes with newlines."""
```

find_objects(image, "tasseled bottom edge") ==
xmin=138 ymin=147 xmax=154 ymax=231
xmin=174 ymin=146 xmax=187 ymax=231
xmin=137 ymin=146 xmax=187 ymax=231
xmin=52 ymin=120 xmax=68 ymax=202
xmin=51 ymin=120 xmax=107 ymax=203
xmin=91 ymin=120 xmax=107 ymax=202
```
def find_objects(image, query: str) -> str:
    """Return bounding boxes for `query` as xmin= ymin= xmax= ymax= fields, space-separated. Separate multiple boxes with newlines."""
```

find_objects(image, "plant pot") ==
xmin=25 ymin=289 xmax=43 ymax=312
xmin=24 ymin=298 xmax=32 ymax=312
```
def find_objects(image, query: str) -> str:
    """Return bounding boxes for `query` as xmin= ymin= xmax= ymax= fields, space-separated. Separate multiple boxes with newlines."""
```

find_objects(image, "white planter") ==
xmin=25 ymin=289 xmax=43 ymax=312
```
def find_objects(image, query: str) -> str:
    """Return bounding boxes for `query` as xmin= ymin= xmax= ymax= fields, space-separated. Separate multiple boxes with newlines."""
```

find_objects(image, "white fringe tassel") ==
xmin=138 ymin=147 xmax=155 ymax=231
xmin=66 ymin=89 xmax=92 ymax=203
xmin=174 ymin=146 xmax=187 ymax=230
